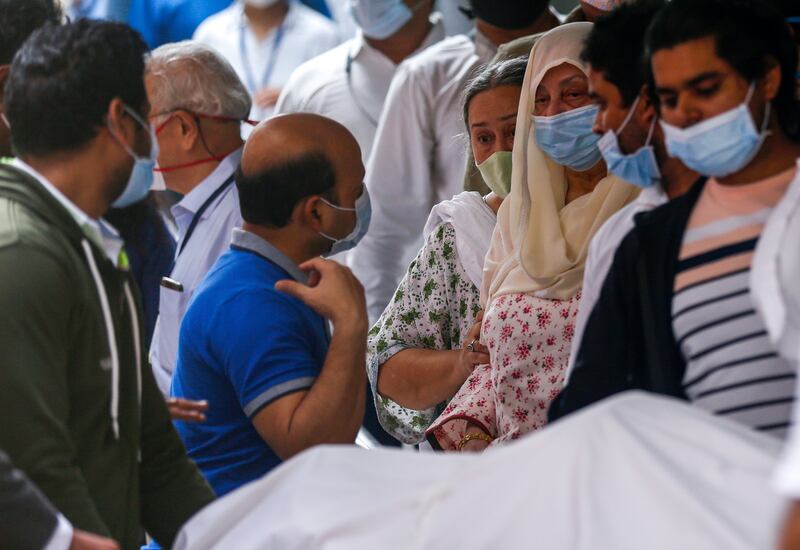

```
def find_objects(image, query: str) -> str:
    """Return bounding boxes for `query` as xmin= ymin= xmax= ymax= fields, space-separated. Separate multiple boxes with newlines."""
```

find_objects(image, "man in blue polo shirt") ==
xmin=171 ymin=113 xmax=368 ymax=496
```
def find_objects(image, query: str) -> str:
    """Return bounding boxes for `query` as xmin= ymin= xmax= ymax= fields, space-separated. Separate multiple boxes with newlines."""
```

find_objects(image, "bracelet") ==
xmin=457 ymin=432 xmax=493 ymax=451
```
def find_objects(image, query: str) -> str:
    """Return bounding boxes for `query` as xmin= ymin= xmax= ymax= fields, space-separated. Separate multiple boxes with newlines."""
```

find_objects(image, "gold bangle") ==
xmin=457 ymin=432 xmax=493 ymax=451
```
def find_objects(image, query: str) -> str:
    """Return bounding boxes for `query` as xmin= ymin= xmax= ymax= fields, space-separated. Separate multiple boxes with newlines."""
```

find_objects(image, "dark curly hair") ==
xmin=646 ymin=0 xmax=800 ymax=140
xmin=581 ymin=0 xmax=666 ymax=108
xmin=5 ymin=18 xmax=149 ymax=156
xmin=0 ymin=0 xmax=61 ymax=65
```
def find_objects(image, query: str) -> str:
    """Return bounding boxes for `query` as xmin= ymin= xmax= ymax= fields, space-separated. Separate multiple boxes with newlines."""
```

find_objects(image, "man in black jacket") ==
xmin=564 ymin=0 xmax=703 ymax=381
xmin=551 ymin=0 xmax=800 ymax=437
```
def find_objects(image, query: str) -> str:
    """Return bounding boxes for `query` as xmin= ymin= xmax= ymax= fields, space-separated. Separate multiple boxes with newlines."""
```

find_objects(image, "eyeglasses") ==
xmin=149 ymin=109 xmax=258 ymax=135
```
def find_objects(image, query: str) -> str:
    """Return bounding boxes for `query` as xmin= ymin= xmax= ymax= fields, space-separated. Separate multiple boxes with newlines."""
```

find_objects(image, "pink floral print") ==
xmin=426 ymin=291 xmax=580 ymax=450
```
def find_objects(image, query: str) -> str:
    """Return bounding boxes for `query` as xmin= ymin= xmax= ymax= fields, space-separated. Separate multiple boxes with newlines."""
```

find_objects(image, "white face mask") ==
xmin=660 ymin=83 xmax=771 ymax=178
xmin=318 ymin=187 xmax=372 ymax=256
xmin=349 ymin=0 xmax=419 ymax=40
xmin=243 ymin=0 xmax=281 ymax=8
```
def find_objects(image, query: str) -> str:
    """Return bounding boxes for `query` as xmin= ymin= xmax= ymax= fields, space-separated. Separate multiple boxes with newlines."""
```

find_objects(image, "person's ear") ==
xmin=638 ymin=85 xmax=657 ymax=126
xmin=105 ymin=97 xmax=135 ymax=148
xmin=762 ymin=57 xmax=782 ymax=103
xmin=174 ymin=111 xmax=201 ymax=152
xmin=299 ymin=194 xmax=325 ymax=232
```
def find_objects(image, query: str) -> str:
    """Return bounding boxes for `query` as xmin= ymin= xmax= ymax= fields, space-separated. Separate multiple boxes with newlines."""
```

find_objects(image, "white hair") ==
xmin=146 ymin=40 xmax=251 ymax=120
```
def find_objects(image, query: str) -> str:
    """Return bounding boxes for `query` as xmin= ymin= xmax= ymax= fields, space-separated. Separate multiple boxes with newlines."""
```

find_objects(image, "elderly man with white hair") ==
xmin=146 ymin=41 xmax=253 ymax=407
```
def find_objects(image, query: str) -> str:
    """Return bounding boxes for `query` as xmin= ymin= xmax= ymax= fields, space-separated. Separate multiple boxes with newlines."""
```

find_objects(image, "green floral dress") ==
xmin=367 ymin=222 xmax=483 ymax=444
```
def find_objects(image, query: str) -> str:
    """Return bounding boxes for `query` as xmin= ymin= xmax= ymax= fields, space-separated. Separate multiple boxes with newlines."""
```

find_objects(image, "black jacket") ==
xmin=549 ymin=179 xmax=708 ymax=421
xmin=0 ymin=449 xmax=59 ymax=550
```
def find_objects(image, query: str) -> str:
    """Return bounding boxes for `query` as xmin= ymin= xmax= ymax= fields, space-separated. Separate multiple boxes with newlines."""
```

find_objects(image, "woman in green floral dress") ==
xmin=367 ymin=58 xmax=527 ymax=444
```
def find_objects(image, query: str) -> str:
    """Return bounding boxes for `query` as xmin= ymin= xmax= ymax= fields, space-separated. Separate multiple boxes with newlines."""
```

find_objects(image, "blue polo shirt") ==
xmin=171 ymin=228 xmax=329 ymax=496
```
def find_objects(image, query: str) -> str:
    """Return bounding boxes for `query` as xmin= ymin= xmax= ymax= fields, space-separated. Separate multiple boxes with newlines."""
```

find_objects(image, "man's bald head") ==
xmin=242 ymin=113 xmax=361 ymax=179
xmin=235 ymin=113 xmax=364 ymax=229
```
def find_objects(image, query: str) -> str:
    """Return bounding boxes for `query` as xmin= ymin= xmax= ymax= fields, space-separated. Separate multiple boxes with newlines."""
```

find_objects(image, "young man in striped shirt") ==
xmin=550 ymin=0 xmax=800 ymax=438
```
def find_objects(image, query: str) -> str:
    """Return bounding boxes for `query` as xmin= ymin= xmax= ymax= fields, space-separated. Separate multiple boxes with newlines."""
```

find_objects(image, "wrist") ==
xmin=449 ymin=350 xmax=471 ymax=383
xmin=332 ymin=315 xmax=368 ymax=339
xmin=457 ymin=431 xmax=493 ymax=451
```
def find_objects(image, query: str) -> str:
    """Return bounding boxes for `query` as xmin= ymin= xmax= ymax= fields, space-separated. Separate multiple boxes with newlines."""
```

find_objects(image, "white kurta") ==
xmin=275 ymin=15 xmax=446 ymax=165
xmin=193 ymin=1 xmax=340 ymax=123
xmin=565 ymin=184 xmax=668 ymax=381
xmin=350 ymin=31 xmax=497 ymax=323
xmin=174 ymin=392 xmax=784 ymax=550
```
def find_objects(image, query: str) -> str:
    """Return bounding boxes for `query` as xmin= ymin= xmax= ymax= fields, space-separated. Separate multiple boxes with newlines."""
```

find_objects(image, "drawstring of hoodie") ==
xmin=82 ymin=239 xmax=143 ymax=441
xmin=123 ymin=282 xmax=143 ymax=412
xmin=81 ymin=239 xmax=121 ymax=439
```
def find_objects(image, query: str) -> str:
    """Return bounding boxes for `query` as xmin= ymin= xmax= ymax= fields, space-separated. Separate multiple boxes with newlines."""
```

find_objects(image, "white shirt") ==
xmin=275 ymin=14 xmax=445 ymax=164
xmin=349 ymin=32 xmax=497 ymax=323
xmin=754 ymin=160 xmax=800 ymax=497
xmin=10 ymin=159 xmax=124 ymax=265
xmin=193 ymin=1 xmax=340 ymax=124
xmin=149 ymin=148 xmax=243 ymax=394
xmin=565 ymin=185 xmax=668 ymax=381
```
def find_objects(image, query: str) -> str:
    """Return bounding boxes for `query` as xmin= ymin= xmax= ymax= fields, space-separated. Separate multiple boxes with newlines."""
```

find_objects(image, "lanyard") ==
xmin=177 ymin=173 xmax=236 ymax=257
xmin=239 ymin=16 xmax=286 ymax=93
xmin=345 ymin=52 xmax=379 ymax=128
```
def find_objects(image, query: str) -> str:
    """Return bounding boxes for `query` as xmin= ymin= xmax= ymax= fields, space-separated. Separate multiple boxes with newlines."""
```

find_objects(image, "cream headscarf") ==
xmin=481 ymin=22 xmax=639 ymax=305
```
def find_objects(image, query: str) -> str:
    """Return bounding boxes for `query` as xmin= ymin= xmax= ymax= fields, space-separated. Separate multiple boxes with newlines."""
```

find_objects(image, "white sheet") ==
xmin=175 ymin=392 xmax=784 ymax=550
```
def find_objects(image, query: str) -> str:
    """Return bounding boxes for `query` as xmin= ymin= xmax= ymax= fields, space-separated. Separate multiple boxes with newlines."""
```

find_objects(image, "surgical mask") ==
xmin=597 ymin=97 xmax=661 ymax=188
xmin=350 ymin=0 xmax=418 ymax=40
xmin=109 ymin=105 xmax=159 ymax=208
xmin=477 ymin=150 xmax=512 ymax=198
xmin=243 ymin=0 xmax=280 ymax=8
xmin=319 ymin=187 xmax=372 ymax=256
xmin=534 ymin=104 xmax=603 ymax=171
xmin=660 ymin=83 xmax=770 ymax=178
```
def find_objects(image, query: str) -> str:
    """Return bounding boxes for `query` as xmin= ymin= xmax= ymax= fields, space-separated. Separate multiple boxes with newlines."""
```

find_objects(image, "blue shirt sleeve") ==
xmin=219 ymin=289 xmax=322 ymax=418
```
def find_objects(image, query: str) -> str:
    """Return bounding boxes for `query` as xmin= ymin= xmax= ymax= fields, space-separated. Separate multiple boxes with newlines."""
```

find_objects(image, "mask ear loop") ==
xmin=317 ymin=197 xmax=352 ymax=243
xmin=745 ymin=81 xmax=772 ymax=138
xmin=615 ymin=95 xmax=641 ymax=137
xmin=319 ymin=196 xmax=356 ymax=212
xmin=318 ymin=184 xmax=368 ymax=212
xmin=110 ymin=105 xmax=155 ymax=161
xmin=643 ymin=115 xmax=657 ymax=147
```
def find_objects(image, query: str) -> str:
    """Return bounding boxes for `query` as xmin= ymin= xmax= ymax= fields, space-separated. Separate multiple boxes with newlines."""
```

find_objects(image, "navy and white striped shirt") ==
xmin=672 ymin=168 xmax=797 ymax=438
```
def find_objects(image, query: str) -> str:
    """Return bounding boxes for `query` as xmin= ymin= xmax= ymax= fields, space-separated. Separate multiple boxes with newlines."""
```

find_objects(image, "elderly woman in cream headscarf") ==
xmin=426 ymin=22 xmax=639 ymax=451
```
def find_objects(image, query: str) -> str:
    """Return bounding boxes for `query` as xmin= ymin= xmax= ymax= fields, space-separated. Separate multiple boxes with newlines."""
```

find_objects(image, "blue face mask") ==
xmin=533 ymin=104 xmax=603 ymax=171
xmin=350 ymin=0 xmax=417 ymax=40
xmin=319 ymin=186 xmax=372 ymax=256
xmin=109 ymin=105 xmax=158 ymax=208
xmin=660 ymin=83 xmax=770 ymax=179
xmin=597 ymin=96 xmax=661 ymax=188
